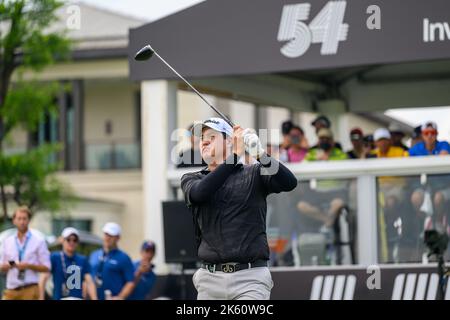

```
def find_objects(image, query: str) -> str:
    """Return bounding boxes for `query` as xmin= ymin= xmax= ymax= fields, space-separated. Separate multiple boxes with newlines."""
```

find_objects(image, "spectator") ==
xmin=0 ymin=206 xmax=50 ymax=300
xmin=305 ymin=128 xmax=347 ymax=161
xmin=310 ymin=115 xmax=343 ymax=150
xmin=89 ymin=222 xmax=135 ymax=300
xmin=347 ymin=128 xmax=367 ymax=159
xmin=286 ymin=126 xmax=308 ymax=163
xmin=177 ymin=124 xmax=207 ymax=168
xmin=279 ymin=120 xmax=294 ymax=162
xmin=411 ymin=125 xmax=423 ymax=148
xmin=128 ymin=241 xmax=157 ymax=300
xmin=388 ymin=122 xmax=409 ymax=151
xmin=40 ymin=227 xmax=97 ymax=300
xmin=311 ymin=115 xmax=331 ymax=134
xmin=409 ymin=122 xmax=450 ymax=235
xmin=409 ymin=122 xmax=450 ymax=156
xmin=370 ymin=128 xmax=409 ymax=158
xmin=363 ymin=134 xmax=375 ymax=154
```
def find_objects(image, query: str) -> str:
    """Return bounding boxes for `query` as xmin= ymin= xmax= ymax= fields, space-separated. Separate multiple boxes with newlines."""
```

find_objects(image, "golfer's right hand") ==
xmin=232 ymin=126 xmax=245 ymax=156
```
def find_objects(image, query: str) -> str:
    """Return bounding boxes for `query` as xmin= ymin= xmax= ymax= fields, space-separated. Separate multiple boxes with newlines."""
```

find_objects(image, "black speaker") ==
xmin=162 ymin=201 xmax=198 ymax=263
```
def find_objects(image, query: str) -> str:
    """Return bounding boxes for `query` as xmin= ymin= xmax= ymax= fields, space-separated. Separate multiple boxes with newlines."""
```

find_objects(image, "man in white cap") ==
xmin=40 ymin=227 xmax=97 ymax=300
xmin=371 ymin=128 xmax=408 ymax=158
xmin=89 ymin=222 xmax=135 ymax=300
xmin=181 ymin=118 xmax=297 ymax=300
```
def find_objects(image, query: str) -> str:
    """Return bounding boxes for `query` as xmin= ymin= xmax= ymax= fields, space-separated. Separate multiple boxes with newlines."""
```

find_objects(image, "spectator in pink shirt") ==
xmin=286 ymin=126 xmax=308 ymax=163
xmin=0 ymin=206 xmax=51 ymax=300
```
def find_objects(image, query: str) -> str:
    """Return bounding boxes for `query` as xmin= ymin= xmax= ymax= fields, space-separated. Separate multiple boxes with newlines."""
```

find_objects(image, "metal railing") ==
xmin=84 ymin=139 xmax=141 ymax=170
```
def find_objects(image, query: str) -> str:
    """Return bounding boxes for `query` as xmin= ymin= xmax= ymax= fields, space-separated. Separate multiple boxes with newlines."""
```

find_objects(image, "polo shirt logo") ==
xmin=66 ymin=265 xmax=82 ymax=290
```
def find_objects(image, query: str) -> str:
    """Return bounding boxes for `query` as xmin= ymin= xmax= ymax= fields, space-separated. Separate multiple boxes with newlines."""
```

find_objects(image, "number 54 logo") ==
xmin=277 ymin=1 xmax=349 ymax=58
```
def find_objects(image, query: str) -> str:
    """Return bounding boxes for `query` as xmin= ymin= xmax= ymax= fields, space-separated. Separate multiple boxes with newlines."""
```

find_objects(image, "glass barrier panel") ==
xmin=267 ymin=178 xmax=357 ymax=267
xmin=376 ymin=173 xmax=450 ymax=263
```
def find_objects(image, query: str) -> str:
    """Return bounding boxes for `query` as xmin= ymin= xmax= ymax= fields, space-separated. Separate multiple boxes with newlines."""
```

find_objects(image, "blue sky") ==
xmin=78 ymin=0 xmax=450 ymax=141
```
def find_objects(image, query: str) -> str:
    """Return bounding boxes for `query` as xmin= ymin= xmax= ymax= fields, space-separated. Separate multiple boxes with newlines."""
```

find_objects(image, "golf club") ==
xmin=134 ymin=44 xmax=259 ymax=149
xmin=134 ymin=44 xmax=234 ymax=127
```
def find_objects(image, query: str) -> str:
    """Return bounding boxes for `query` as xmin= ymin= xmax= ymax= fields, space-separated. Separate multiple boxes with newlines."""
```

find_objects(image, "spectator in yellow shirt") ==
xmin=370 ymin=128 xmax=409 ymax=158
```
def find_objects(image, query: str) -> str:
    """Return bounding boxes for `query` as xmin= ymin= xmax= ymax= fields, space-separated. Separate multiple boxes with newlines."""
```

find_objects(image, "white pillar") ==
xmin=357 ymin=175 xmax=378 ymax=265
xmin=141 ymin=80 xmax=177 ymax=274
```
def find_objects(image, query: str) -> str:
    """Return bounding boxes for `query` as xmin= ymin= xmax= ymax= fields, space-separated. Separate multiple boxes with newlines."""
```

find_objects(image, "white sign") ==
xmin=277 ymin=1 xmax=349 ymax=58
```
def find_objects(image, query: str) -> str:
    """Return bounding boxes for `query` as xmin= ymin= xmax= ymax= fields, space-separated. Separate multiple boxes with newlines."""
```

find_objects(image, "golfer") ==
xmin=181 ymin=118 xmax=297 ymax=300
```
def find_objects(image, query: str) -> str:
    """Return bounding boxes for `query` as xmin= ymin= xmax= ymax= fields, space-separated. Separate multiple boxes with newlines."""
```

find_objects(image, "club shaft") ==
xmin=152 ymin=50 xmax=235 ymax=127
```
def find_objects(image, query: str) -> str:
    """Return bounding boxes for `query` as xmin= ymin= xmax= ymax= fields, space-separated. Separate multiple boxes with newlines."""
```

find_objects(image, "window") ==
xmin=52 ymin=218 xmax=92 ymax=236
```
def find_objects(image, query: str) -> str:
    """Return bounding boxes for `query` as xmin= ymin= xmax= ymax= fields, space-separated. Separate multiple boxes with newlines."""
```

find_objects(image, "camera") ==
xmin=424 ymin=229 xmax=449 ymax=256
xmin=8 ymin=260 xmax=15 ymax=267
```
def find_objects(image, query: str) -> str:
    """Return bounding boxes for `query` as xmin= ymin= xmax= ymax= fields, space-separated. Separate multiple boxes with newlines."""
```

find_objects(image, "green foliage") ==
xmin=0 ymin=144 xmax=74 ymax=213
xmin=0 ymin=0 xmax=74 ymax=221
xmin=0 ymin=0 xmax=71 ymax=71
xmin=1 ymin=80 xmax=63 ymax=133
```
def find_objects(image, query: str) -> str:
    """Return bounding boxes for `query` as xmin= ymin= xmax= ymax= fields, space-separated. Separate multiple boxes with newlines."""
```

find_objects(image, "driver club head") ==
xmin=134 ymin=45 xmax=155 ymax=61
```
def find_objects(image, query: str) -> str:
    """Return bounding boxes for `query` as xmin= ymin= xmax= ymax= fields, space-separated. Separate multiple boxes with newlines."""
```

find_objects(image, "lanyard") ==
xmin=96 ymin=251 xmax=108 ymax=279
xmin=60 ymin=252 xmax=76 ymax=280
xmin=15 ymin=232 xmax=31 ymax=262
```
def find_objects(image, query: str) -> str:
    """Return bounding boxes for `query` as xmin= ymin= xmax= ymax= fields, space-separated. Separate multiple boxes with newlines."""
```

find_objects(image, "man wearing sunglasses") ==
xmin=40 ymin=227 xmax=97 ymax=300
xmin=409 ymin=122 xmax=450 ymax=156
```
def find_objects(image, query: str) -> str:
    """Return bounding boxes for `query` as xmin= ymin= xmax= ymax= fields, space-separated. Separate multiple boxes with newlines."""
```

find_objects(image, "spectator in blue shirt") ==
xmin=409 ymin=122 xmax=450 ymax=156
xmin=40 ymin=227 xmax=97 ymax=300
xmin=89 ymin=222 xmax=135 ymax=300
xmin=128 ymin=240 xmax=157 ymax=300
xmin=410 ymin=122 xmax=450 ymax=241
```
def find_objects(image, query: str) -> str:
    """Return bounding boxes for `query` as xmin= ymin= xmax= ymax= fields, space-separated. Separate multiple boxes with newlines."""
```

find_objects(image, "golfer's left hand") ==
xmin=243 ymin=128 xmax=265 ymax=158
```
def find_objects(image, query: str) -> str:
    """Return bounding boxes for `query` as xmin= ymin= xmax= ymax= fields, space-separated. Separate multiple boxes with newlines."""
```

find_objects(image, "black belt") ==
xmin=202 ymin=259 xmax=268 ymax=273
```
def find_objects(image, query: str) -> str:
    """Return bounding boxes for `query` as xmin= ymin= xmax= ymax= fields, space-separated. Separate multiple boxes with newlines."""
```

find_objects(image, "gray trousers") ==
xmin=193 ymin=266 xmax=273 ymax=300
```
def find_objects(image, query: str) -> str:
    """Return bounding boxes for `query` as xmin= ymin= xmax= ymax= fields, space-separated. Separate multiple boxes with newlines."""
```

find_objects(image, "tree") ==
xmin=0 ymin=0 xmax=73 ymax=225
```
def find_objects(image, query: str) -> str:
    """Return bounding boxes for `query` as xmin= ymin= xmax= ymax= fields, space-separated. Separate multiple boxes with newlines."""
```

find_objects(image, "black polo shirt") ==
xmin=181 ymin=154 xmax=297 ymax=264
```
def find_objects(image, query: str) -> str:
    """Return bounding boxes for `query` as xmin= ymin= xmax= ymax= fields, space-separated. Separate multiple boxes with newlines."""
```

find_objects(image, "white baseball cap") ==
xmin=421 ymin=121 xmax=438 ymax=131
xmin=102 ymin=222 xmax=121 ymax=237
xmin=61 ymin=227 xmax=80 ymax=239
xmin=374 ymin=128 xmax=391 ymax=141
xmin=192 ymin=117 xmax=233 ymax=137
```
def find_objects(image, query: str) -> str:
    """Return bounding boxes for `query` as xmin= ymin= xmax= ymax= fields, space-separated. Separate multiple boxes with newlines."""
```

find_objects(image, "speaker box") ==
xmin=162 ymin=201 xmax=198 ymax=264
